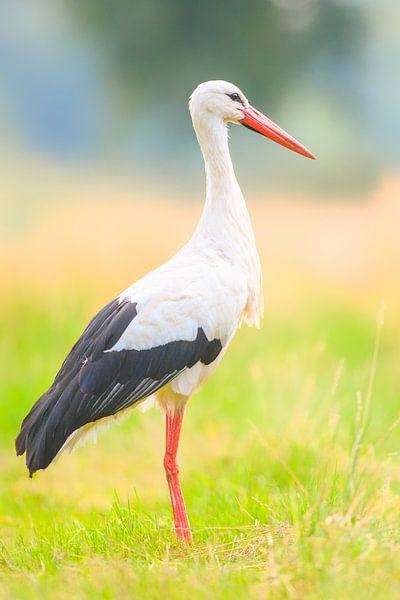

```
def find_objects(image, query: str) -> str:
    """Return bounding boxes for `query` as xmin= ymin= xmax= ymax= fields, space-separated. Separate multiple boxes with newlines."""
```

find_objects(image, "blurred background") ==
xmin=1 ymin=3 xmax=400 ymax=574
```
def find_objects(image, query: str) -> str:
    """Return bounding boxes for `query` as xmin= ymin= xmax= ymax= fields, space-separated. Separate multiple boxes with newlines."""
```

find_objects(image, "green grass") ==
xmin=1 ymin=292 xmax=399 ymax=599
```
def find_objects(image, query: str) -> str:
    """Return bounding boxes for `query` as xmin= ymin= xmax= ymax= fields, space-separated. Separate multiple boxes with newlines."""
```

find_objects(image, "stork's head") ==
xmin=189 ymin=80 xmax=315 ymax=160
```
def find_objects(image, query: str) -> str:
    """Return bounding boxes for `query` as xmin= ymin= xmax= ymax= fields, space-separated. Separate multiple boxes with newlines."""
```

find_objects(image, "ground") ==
xmin=1 ymin=181 xmax=399 ymax=599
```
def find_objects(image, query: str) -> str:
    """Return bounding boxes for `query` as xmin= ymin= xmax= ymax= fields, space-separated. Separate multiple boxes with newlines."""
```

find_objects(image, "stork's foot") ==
xmin=165 ymin=470 xmax=193 ymax=542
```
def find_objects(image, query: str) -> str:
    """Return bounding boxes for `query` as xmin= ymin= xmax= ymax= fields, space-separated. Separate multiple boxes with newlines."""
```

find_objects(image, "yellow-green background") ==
xmin=1 ymin=1 xmax=400 ymax=598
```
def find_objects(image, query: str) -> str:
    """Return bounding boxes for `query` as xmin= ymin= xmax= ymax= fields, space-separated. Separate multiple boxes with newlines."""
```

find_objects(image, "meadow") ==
xmin=1 ymin=174 xmax=399 ymax=599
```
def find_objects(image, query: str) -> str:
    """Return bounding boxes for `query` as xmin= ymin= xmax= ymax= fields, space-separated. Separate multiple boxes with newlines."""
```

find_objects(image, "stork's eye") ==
xmin=227 ymin=92 xmax=242 ymax=103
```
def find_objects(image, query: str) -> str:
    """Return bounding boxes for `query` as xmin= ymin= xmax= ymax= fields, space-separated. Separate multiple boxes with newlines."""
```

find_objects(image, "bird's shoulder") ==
xmin=121 ymin=249 xmax=249 ymax=330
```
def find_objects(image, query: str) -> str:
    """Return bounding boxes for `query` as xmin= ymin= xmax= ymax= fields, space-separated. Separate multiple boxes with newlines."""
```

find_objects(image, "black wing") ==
xmin=16 ymin=297 xmax=222 ymax=475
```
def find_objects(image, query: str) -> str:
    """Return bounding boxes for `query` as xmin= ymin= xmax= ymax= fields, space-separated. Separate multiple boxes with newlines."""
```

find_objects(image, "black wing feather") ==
xmin=16 ymin=297 xmax=222 ymax=475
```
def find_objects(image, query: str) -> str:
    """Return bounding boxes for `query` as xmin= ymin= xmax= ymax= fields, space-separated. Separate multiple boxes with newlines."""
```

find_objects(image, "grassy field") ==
xmin=1 ymin=182 xmax=400 ymax=598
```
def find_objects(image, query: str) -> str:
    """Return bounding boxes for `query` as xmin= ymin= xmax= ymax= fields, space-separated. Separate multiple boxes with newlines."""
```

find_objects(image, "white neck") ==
xmin=189 ymin=115 xmax=264 ymax=328
xmin=192 ymin=115 xmax=252 ymax=237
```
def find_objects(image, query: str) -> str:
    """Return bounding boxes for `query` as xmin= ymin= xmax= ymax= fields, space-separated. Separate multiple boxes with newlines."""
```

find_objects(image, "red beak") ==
xmin=240 ymin=105 xmax=316 ymax=160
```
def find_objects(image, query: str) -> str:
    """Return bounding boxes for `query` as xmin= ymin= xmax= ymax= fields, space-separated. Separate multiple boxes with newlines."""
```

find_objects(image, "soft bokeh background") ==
xmin=1 ymin=1 xmax=400 ymax=598
xmin=1 ymin=0 xmax=400 ymax=296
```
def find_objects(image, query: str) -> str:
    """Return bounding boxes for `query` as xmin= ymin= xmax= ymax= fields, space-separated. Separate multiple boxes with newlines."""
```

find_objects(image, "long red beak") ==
xmin=240 ymin=105 xmax=316 ymax=160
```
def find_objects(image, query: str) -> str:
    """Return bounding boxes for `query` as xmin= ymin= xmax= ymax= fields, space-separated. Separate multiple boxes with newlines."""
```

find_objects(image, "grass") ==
xmin=1 ymin=289 xmax=399 ymax=599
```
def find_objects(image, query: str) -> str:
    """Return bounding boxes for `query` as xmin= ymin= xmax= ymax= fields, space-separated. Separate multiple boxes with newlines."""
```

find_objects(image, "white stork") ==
xmin=16 ymin=80 xmax=315 ymax=542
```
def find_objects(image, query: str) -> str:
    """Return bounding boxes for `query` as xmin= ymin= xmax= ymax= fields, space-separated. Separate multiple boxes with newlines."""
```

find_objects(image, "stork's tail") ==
xmin=15 ymin=380 xmax=80 ymax=476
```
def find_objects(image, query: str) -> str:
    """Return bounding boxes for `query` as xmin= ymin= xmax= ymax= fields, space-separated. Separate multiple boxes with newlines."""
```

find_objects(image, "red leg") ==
xmin=163 ymin=408 xmax=192 ymax=542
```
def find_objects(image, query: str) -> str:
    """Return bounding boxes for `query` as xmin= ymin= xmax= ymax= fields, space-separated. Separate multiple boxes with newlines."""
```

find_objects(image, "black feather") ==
xmin=16 ymin=297 xmax=222 ymax=475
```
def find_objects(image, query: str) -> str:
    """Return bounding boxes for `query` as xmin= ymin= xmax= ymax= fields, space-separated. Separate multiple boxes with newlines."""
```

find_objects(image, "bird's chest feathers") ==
xmin=199 ymin=226 xmax=263 ymax=330
xmin=193 ymin=184 xmax=264 ymax=329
